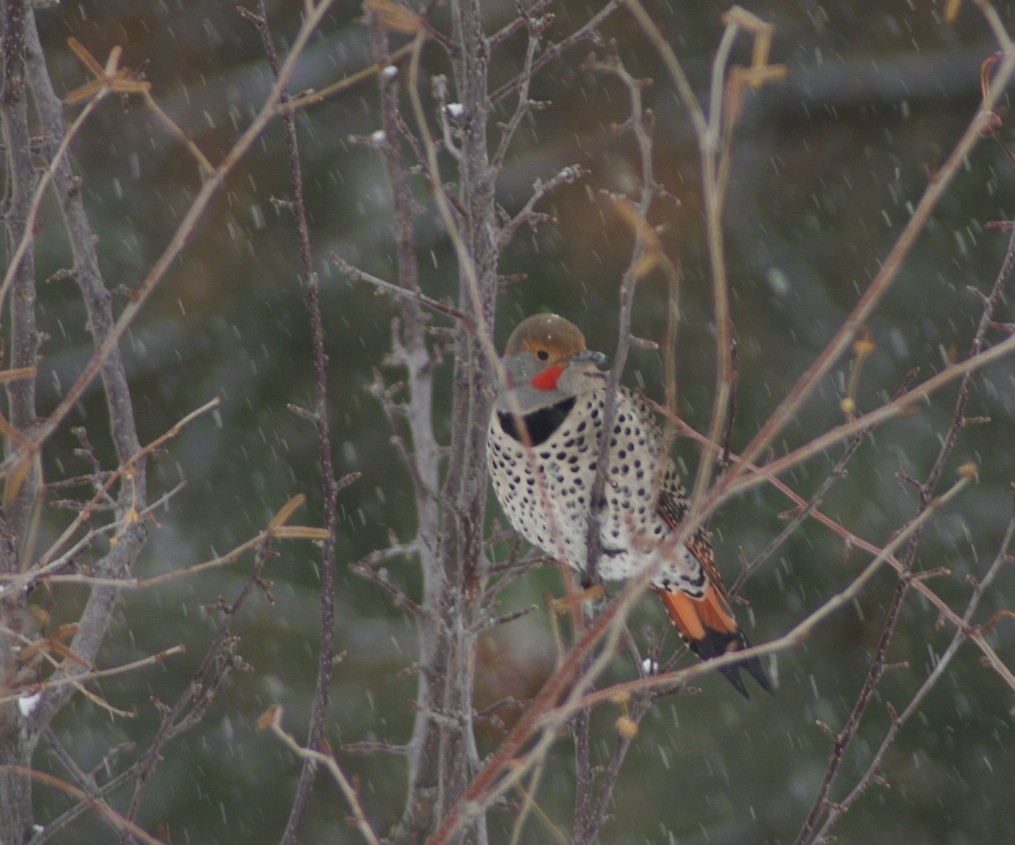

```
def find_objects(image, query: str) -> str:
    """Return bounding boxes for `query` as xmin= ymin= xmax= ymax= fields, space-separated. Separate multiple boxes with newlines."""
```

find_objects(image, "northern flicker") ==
xmin=486 ymin=313 xmax=771 ymax=697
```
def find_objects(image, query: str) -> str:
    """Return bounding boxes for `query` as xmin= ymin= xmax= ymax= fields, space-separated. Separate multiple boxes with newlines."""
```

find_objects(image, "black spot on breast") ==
xmin=498 ymin=397 xmax=577 ymax=446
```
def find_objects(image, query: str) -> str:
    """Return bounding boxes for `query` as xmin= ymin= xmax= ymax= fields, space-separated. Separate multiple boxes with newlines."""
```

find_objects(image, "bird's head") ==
xmin=495 ymin=313 xmax=608 ymax=413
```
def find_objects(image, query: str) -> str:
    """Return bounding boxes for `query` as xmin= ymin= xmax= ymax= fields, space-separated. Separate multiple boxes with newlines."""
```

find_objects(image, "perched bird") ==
xmin=486 ymin=313 xmax=771 ymax=697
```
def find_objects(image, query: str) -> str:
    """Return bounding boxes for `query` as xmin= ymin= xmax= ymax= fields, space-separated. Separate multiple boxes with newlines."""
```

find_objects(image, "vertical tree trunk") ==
xmin=437 ymin=0 xmax=497 ymax=822
xmin=0 ymin=0 xmax=41 ymax=839
xmin=392 ymin=0 xmax=497 ymax=842
xmin=0 ymin=6 xmax=149 ymax=840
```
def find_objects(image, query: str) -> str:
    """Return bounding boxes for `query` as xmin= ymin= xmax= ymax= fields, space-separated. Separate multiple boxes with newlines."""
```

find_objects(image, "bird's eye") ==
xmin=536 ymin=349 xmax=549 ymax=361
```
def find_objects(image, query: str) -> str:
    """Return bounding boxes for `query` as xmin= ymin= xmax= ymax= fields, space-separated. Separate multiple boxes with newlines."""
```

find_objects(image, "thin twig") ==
xmin=559 ymin=470 xmax=973 ymax=715
xmin=0 ymin=94 xmax=101 ymax=313
xmin=626 ymin=0 xmax=1015 ymax=506
xmin=496 ymin=165 xmax=587 ymax=250
xmin=0 ymin=645 xmax=185 ymax=706
xmin=795 ymin=179 xmax=1015 ymax=845
xmin=0 ymin=766 xmax=165 ymax=845
xmin=263 ymin=706 xmax=382 ymax=845
xmin=656 ymin=404 xmax=1014 ymax=689
xmin=810 ymin=492 xmax=1015 ymax=842
xmin=245 ymin=4 xmax=344 ymax=839
xmin=334 ymin=255 xmax=472 ymax=325
xmin=571 ymin=45 xmax=665 ymax=845
xmin=119 ymin=538 xmax=276 ymax=836
xmin=1 ymin=0 xmax=340 ymax=480
xmin=489 ymin=0 xmax=623 ymax=105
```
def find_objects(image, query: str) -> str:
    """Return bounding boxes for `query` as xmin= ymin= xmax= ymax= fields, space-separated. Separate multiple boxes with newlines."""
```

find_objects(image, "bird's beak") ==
xmin=573 ymin=349 xmax=609 ymax=369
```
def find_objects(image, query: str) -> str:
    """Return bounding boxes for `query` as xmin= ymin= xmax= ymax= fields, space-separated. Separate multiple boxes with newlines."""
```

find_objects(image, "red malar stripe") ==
xmin=531 ymin=363 xmax=565 ymax=391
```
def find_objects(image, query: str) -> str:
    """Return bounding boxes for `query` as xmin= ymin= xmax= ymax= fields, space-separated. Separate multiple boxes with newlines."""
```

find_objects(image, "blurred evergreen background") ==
xmin=17 ymin=0 xmax=1015 ymax=841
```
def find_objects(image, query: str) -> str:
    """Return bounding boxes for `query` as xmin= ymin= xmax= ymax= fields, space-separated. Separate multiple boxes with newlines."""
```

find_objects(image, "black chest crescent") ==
xmin=496 ymin=397 xmax=577 ymax=446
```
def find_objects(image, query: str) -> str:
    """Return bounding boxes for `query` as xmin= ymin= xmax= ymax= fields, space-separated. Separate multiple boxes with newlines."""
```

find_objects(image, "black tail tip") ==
xmin=689 ymin=630 xmax=773 ymax=699
xmin=719 ymin=655 xmax=774 ymax=699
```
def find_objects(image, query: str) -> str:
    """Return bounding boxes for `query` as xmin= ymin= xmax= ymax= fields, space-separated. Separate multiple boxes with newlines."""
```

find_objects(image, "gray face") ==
xmin=495 ymin=349 xmax=608 ymax=415
xmin=501 ymin=348 xmax=541 ymax=388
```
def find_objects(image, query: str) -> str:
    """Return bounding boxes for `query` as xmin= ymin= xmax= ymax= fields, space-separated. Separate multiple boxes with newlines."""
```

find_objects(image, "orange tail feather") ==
xmin=655 ymin=586 xmax=772 ymax=698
